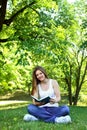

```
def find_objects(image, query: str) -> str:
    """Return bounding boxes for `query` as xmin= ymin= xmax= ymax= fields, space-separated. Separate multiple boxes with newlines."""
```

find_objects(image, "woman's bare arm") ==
xmin=50 ymin=79 xmax=61 ymax=103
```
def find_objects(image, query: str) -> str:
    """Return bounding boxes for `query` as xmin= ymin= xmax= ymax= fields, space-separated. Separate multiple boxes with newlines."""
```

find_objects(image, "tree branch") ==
xmin=4 ymin=1 xmax=37 ymax=26
xmin=0 ymin=38 xmax=8 ymax=42
xmin=79 ymin=61 xmax=87 ymax=88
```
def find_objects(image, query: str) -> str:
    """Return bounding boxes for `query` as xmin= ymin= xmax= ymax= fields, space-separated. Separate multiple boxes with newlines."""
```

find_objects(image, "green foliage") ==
xmin=0 ymin=0 xmax=87 ymax=105
xmin=0 ymin=42 xmax=33 ymax=94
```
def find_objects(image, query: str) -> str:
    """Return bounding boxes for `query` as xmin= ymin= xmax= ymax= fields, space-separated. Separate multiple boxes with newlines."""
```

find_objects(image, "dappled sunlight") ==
xmin=77 ymin=102 xmax=87 ymax=106
xmin=0 ymin=92 xmax=87 ymax=110
xmin=0 ymin=100 xmax=29 ymax=110
xmin=0 ymin=100 xmax=28 ymax=106
xmin=0 ymin=91 xmax=31 ymax=109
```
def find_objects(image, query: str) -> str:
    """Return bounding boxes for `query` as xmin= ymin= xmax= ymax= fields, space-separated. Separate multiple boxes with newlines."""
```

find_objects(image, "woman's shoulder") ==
xmin=49 ymin=79 xmax=59 ymax=89
xmin=50 ymin=79 xmax=58 ymax=84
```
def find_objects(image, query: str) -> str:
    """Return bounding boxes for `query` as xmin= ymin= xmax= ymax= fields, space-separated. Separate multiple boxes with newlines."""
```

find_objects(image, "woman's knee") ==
xmin=27 ymin=104 xmax=35 ymax=113
xmin=64 ymin=105 xmax=70 ymax=114
xmin=27 ymin=104 xmax=39 ymax=114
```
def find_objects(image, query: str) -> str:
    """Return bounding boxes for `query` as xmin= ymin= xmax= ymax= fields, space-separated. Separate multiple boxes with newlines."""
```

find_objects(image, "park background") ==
xmin=0 ymin=0 xmax=87 ymax=130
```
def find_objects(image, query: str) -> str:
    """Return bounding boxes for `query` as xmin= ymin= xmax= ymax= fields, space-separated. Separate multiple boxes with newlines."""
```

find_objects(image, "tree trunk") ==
xmin=68 ymin=86 xmax=72 ymax=105
xmin=73 ymin=88 xmax=80 ymax=105
xmin=0 ymin=0 xmax=7 ymax=31
xmin=74 ymin=61 xmax=87 ymax=105
xmin=65 ymin=77 xmax=72 ymax=105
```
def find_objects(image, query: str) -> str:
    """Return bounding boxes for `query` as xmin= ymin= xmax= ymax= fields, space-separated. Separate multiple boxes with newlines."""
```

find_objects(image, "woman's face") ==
xmin=35 ymin=70 xmax=45 ymax=81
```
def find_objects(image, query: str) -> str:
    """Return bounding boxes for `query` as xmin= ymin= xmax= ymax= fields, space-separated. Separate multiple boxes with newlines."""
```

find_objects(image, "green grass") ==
xmin=0 ymin=91 xmax=87 ymax=130
xmin=0 ymin=104 xmax=87 ymax=130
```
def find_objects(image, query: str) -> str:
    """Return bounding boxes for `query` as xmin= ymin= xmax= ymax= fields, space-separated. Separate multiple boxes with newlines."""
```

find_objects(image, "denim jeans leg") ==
xmin=27 ymin=104 xmax=70 ymax=123
xmin=27 ymin=104 xmax=55 ymax=122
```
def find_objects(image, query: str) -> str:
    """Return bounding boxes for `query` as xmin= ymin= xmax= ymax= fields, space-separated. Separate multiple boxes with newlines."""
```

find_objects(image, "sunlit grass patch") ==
xmin=0 ymin=105 xmax=87 ymax=130
xmin=0 ymin=91 xmax=87 ymax=130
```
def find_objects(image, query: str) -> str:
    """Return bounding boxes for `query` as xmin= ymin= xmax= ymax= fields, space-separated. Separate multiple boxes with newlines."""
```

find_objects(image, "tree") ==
xmin=62 ymin=45 xmax=87 ymax=105
xmin=0 ymin=0 xmax=36 ymax=42
xmin=0 ymin=0 xmax=36 ymax=30
xmin=59 ymin=0 xmax=87 ymax=105
xmin=0 ymin=0 xmax=87 ymax=106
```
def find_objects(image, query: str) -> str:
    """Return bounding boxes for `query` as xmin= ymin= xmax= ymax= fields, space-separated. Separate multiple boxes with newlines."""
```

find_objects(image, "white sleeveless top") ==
xmin=38 ymin=79 xmax=58 ymax=107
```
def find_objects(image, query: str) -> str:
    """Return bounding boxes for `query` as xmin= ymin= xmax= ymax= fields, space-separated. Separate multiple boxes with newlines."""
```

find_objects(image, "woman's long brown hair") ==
xmin=31 ymin=66 xmax=48 ymax=95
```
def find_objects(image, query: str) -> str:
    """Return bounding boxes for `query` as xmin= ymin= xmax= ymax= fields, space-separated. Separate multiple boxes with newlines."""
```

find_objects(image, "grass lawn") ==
xmin=0 ymin=92 xmax=87 ymax=130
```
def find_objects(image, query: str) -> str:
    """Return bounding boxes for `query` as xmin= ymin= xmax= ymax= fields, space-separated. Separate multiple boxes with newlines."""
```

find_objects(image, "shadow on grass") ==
xmin=0 ymin=90 xmax=31 ymax=110
xmin=0 ymin=90 xmax=87 ymax=110
xmin=0 ymin=90 xmax=31 ymax=101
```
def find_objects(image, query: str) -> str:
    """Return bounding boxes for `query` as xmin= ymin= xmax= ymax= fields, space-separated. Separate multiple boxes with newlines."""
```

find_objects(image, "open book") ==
xmin=31 ymin=95 xmax=51 ymax=104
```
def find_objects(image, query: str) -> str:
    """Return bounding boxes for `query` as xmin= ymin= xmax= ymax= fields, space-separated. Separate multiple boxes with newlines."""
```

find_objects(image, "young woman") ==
xmin=23 ymin=66 xmax=71 ymax=123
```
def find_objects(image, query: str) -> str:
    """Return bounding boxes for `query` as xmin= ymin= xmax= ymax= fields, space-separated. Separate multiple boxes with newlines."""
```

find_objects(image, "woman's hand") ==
xmin=34 ymin=101 xmax=45 ymax=106
xmin=50 ymin=98 xmax=57 ymax=104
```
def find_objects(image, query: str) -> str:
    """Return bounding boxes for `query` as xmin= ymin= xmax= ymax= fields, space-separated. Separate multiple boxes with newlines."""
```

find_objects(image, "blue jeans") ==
xmin=27 ymin=104 xmax=70 ymax=123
